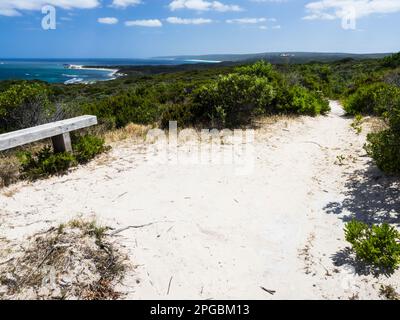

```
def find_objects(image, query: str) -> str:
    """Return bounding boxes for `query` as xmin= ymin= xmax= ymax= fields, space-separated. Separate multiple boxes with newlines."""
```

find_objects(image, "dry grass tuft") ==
xmin=0 ymin=141 xmax=52 ymax=189
xmin=379 ymin=285 xmax=400 ymax=300
xmin=0 ymin=154 xmax=20 ymax=188
xmin=362 ymin=117 xmax=387 ymax=134
xmin=1 ymin=187 xmax=20 ymax=198
xmin=0 ymin=219 xmax=128 ymax=300
xmin=104 ymin=123 xmax=151 ymax=144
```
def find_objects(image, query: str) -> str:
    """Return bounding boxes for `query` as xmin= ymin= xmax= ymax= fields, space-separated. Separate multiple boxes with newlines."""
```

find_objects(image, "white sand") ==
xmin=1 ymin=101 xmax=399 ymax=300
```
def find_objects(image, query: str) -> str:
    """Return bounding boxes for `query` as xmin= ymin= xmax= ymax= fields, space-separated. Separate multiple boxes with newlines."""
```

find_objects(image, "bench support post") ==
xmin=51 ymin=132 xmax=72 ymax=153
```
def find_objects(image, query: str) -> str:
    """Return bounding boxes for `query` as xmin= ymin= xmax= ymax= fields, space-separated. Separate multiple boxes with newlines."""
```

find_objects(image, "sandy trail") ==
xmin=1 ymin=101 xmax=399 ymax=299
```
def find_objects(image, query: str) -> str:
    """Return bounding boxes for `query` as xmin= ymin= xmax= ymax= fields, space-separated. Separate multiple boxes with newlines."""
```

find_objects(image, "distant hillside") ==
xmin=155 ymin=52 xmax=392 ymax=64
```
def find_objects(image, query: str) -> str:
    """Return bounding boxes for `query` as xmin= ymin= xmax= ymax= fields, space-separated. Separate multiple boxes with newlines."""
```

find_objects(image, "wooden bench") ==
xmin=0 ymin=115 xmax=98 ymax=153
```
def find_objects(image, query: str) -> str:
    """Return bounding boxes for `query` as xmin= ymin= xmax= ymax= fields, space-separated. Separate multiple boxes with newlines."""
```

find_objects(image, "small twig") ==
xmin=112 ymin=192 xmax=128 ymax=202
xmin=260 ymin=286 xmax=276 ymax=295
xmin=37 ymin=247 xmax=56 ymax=269
xmin=0 ymin=257 xmax=14 ymax=266
xmin=18 ymin=245 xmax=57 ymax=287
xmin=110 ymin=223 xmax=157 ymax=236
xmin=110 ymin=221 xmax=173 ymax=236
xmin=167 ymin=276 xmax=173 ymax=295
xmin=300 ymin=141 xmax=324 ymax=149
xmin=319 ymin=261 xmax=332 ymax=276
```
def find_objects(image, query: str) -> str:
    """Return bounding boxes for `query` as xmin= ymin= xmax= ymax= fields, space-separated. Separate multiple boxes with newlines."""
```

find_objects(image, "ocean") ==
xmin=0 ymin=58 xmax=220 ymax=84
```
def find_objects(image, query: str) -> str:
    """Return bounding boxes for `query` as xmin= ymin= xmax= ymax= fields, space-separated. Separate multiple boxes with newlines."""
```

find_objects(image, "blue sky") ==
xmin=0 ymin=0 xmax=399 ymax=58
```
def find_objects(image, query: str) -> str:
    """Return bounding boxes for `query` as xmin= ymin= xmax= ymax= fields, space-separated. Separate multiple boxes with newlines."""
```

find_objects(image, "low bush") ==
xmin=383 ymin=68 xmax=400 ymax=87
xmin=365 ymin=130 xmax=400 ymax=174
xmin=236 ymin=60 xmax=278 ymax=81
xmin=344 ymin=220 xmax=400 ymax=270
xmin=351 ymin=114 xmax=364 ymax=134
xmin=365 ymin=95 xmax=400 ymax=174
xmin=73 ymin=135 xmax=109 ymax=164
xmin=0 ymin=82 xmax=54 ymax=132
xmin=17 ymin=135 xmax=108 ymax=180
xmin=83 ymin=87 xmax=161 ymax=128
xmin=18 ymin=146 xmax=77 ymax=180
xmin=193 ymin=73 xmax=276 ymax=128
xmin=160 ymin=103 xmax=194 ymax=129
xmin=382 ymin=52 xmax=400 ymax=69
xmin=344 ymin=82 xmax=400 ymax=115
xmin=284 ymin=86 xmax=330 ymax=116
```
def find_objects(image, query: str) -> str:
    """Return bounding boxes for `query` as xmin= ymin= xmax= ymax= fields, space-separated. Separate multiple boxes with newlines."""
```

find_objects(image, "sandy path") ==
xmin=1 ymin=101 xmax=399 ymax=299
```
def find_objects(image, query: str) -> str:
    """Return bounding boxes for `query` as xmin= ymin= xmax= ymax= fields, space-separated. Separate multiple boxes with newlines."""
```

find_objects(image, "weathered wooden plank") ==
xmin=0 ymin=115 xmax=97 ymax=152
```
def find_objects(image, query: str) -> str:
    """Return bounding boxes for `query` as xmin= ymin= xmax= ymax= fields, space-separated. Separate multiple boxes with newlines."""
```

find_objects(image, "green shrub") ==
xmin=351 ymin=114 xmax=364 ymax=134
xmin=365 ymin=95 xmax=400 ymax=174
xmin=344 ymin=220 xmax=400 ymax=270
xmin=17 ymin=135 xmax=108 ymax=180
xmin=0 ymin=82 xmax=54 ymax=132
xmin=236 ymin=61 xmax=277 ymax=80
xmin=386 ymin=98 xmax=400 ymax=132
xmin=193 ymin=73 xmax=275 ymax=127
xmin=382 ymin=52 xmax=400 ymax=68
xmin=365 ymin=130 xmax=400 ymax=174
xmin=83 ymin=87 xmax=161 ymax=128
xmin=73 ymin=135 xmax=108 ymax=163
xmin=18 ymin=146 xmax=77 ymax=180
xmin=160 ymin=103 xmax=194 ymax=129
xmin=383 ymin=68 xmax=400 ymax=88
xmin=154 ymin=82 xmax=192 ymax=105
xmin=285 ymin=86 xmax=330 ymax=115
xmin=344 ymin=83 xmax=400 ymax=115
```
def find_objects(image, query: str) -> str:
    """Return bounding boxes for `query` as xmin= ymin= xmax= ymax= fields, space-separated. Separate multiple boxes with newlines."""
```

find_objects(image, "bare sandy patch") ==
xmin=0 ymin=101 xmax=399 ymax=300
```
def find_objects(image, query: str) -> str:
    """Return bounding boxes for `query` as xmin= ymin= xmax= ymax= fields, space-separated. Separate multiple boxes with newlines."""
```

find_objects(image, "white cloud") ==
xmin=0 ymin=0 xmax=100 ymax=16
xmin=251 ymin=0 xmax=288 ymax=2
xmin=125 ymin=19 xmax=163 ymax=27
xmin=98 ymin=17 xmax=119 ymax=24
xmin=167 ymin=16 xmax=213 ymax=24
xmin=111 ymin=0 xmax=142 ymax=8
xmin=304 ymin=0 xmax=400 ymax=20
xmin=169 ymin=0 xmax=242 ymax=12
xmin=226 ymin=17 xmax=272 ymax=24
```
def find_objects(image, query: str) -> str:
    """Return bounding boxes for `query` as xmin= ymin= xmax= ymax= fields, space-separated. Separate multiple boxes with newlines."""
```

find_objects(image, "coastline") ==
xmin=64 ymin=64 xmax=121 ymax=84
xmin=184 ymin=59 xmax=222 ymax=63
xmin=0 ymin=59 xmax=227 ymax=84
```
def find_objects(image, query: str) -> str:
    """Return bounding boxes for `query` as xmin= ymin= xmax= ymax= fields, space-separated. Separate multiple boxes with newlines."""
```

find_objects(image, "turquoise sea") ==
xmin=0 ymin=58 xmax=219 ymax=84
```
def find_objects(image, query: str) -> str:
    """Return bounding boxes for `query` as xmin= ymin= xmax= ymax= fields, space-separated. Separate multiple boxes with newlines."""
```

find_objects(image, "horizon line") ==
xmin=0 ymin=50 xmax=395 ymax=61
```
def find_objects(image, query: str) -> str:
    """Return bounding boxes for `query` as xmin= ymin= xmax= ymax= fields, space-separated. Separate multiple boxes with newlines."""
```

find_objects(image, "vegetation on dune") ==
xmin=1 ymin=54 xmax=400 ymax=291
xmin=343 ymin=82 xmax=400 ymax=116
xmin=284 ymin=85 xmax=330 ymax=116
xmin=345 ymin=220 xmax=400 ymax=270
xmin=0 ymin=82 xmax=55 ymax=133
xmin=382 ymin=52 xmax=400 ymax=68
xmin=193 ymin=73 xmax=276 ymax=128
xmin=73 ymin=134 xmax=109 ymax=164
xmin=17 ymin=135 xmax=108 ymax=180
xmin=18 ymin=146 xmax=77 ymax=179
xmin=0 ymin=219 xmax=127 ymax=300
xmin=82 ymin=86 xmax=161 ymax=128
xmin=1 ymin=53 xmax=400 ymax=177
xmin=365 ymin=101 xmax=400 ymax=175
